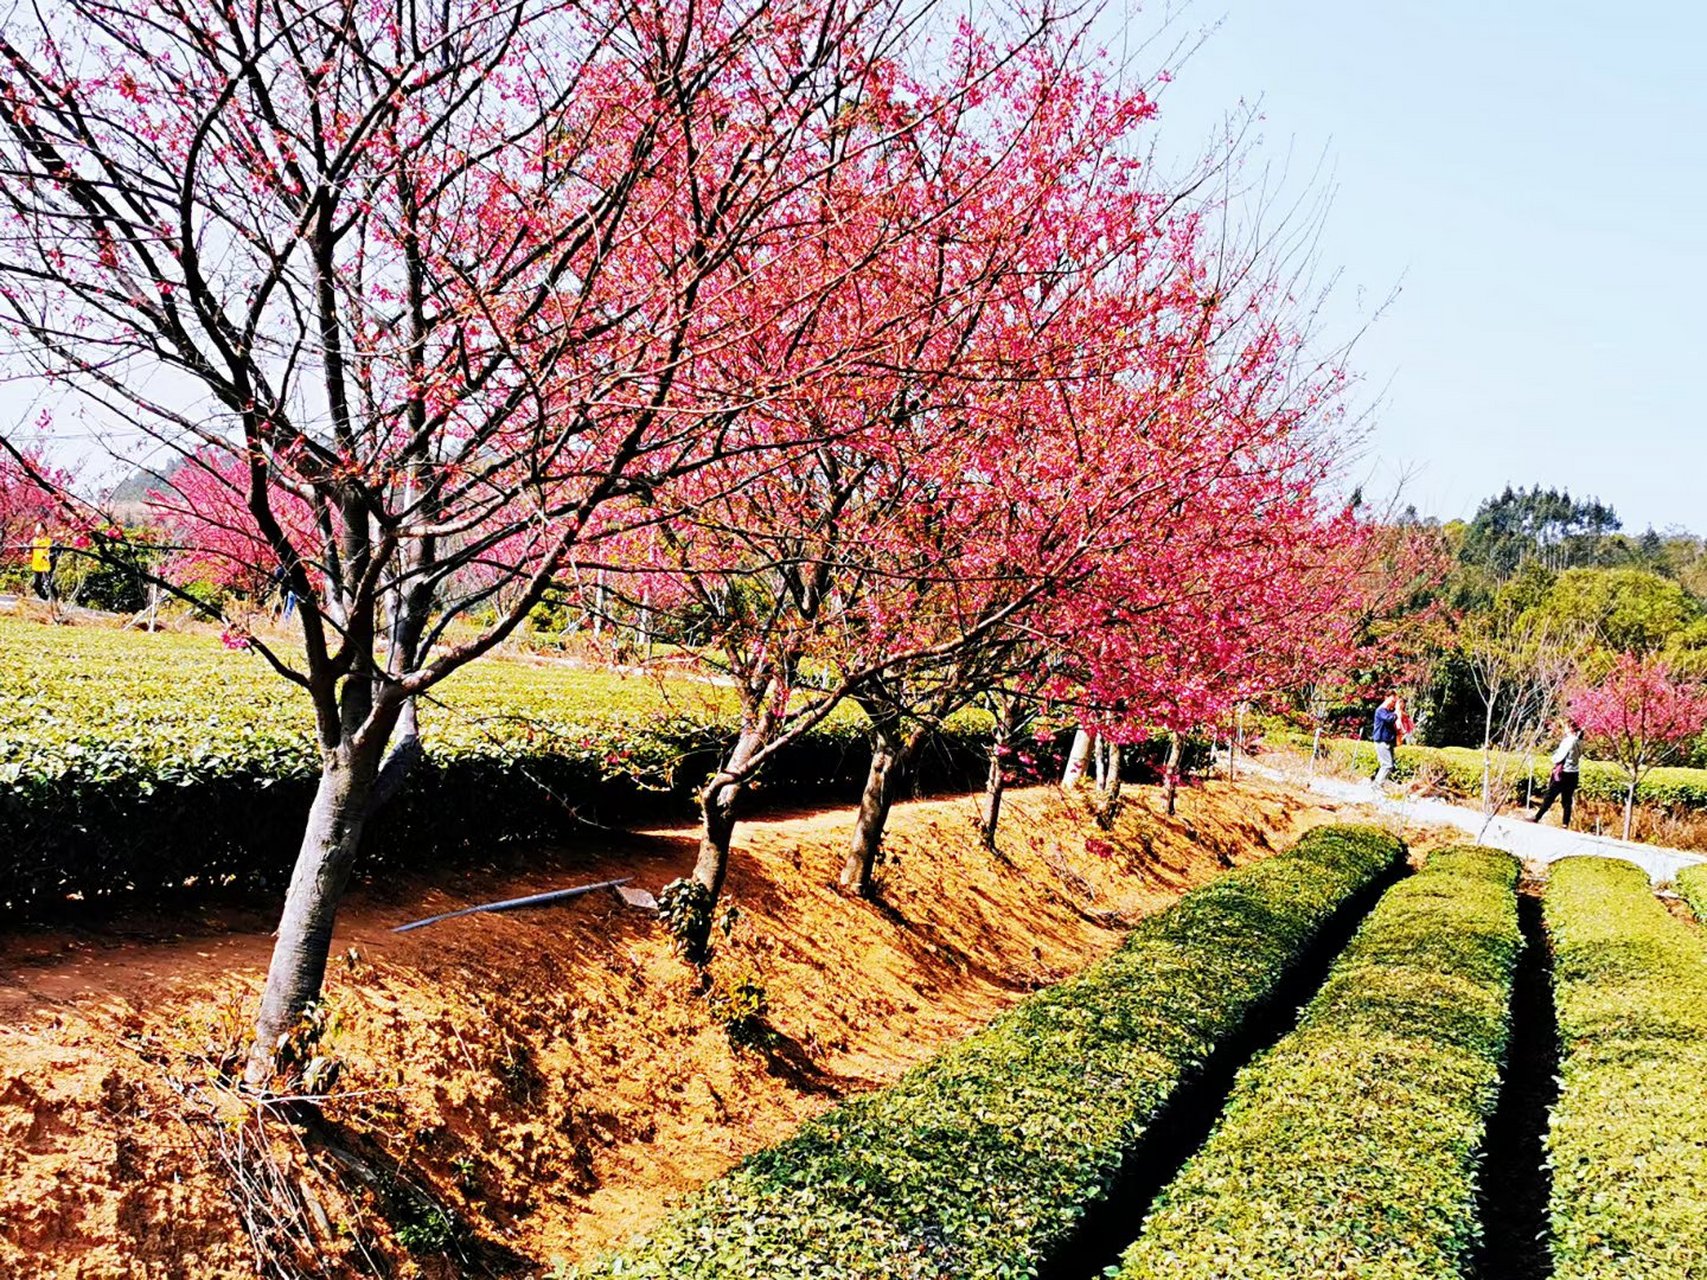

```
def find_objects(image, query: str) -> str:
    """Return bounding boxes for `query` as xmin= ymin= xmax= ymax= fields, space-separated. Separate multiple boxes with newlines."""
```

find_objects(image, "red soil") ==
xmin=0 ymin=777 xmax=1361 ymax=1278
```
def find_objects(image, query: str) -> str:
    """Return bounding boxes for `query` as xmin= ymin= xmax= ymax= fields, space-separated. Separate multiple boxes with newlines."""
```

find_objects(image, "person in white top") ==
xmin=1531 ymin=716 xmax=1583 ymax=827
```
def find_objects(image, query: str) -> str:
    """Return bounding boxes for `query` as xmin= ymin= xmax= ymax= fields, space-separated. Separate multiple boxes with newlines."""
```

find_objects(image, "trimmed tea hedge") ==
xmin=570 ymin=824 xmax=1405 ymax=1279
xmin=1676 ymin=862 xmax=1707 ymax=922
xmin=0 ymin=618 xmax=991 ymax=915
xmin=1117 ymin=845 xmax=1521 ymax=1279
xmin=1322 ymin=738 xmax=1707 ymax=812
xmin=1546 ymin=856 xmax=1707 ymax=1280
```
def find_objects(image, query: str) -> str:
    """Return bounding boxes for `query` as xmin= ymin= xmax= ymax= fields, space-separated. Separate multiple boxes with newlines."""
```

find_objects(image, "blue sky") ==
xmin=1128 ymin=0 xmax=1705 ymax=532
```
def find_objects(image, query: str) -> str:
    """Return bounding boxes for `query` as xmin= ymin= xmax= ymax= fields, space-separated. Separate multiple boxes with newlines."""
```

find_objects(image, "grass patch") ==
xmin=1308 ymin=735 xmax=1707 ymax=812
xmin=0 ymin=615 xmax=988 ymax=916
xmin=1675 ymin=862 xmax=1707 ymax=921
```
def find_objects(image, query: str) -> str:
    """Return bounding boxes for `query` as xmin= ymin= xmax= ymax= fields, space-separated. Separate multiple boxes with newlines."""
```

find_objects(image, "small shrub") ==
xmin=707 ymin=973 xmax=773 ymax=1051
xmin=657 ymin=878 xmax=715 ymax=966
xmin=1678 ymin=862 xmax=1707 ymax=920
xmin=392 ymin=1197 xmax=458 ymax=1255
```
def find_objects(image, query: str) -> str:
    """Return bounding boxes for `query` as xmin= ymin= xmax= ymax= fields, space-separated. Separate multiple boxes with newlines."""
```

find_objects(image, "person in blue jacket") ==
xmin=1371 ymin=694 xmax=1402 ymax=788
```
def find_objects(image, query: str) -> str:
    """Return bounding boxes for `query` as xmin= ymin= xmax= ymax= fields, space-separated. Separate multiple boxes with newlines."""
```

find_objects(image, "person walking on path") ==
xmin=1531 ymin=715 xmax=1583 ymax=827
xmin=28 ymin=522 xmax=54 ymax=600
xmin=1371 ymin=693 xmax=1404 ymax=789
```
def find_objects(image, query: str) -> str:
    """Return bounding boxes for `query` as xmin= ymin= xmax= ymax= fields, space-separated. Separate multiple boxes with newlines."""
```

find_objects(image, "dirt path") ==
xmin=0 ymin=777 xmax=1353 ymax=1279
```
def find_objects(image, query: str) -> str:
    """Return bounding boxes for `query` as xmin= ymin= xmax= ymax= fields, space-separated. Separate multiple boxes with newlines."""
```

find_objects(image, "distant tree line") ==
xmin=1393 ymin=486 xmax=1707 ymax=762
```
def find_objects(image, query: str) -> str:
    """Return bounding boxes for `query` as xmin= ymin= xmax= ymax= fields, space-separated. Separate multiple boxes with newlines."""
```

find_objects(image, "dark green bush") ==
xmin=569 ymin=824 xmax=1405 ymax=1279
xmin=1117 ymin=846 xmax=1521 ymax=1279
xmin=0 ymin=719 xmax=992 ymax=918
xmin=1546 ymin=856 xmax=1707 ymax=1280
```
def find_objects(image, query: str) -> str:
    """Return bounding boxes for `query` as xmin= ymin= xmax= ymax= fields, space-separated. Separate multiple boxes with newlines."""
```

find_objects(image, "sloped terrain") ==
xmin=0 ymin=777 xmax=1353 ymax=1278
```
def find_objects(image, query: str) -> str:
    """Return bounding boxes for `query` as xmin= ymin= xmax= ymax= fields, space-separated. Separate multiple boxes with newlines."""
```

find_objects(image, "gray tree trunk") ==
xmin=1061 ymin=728 xmax=1092 ymax=788
xmin=1481 ymin=699 xmax=1496 ymax=812
xmin=1624 ymin=775 xmax=1638 ymax=842
xmin=1095 ymin=742 xmax=1124 ymax=829
xmin=979 ymin=700 xmax=1016 ymax=849
xmin=840 ymin=729 xmax=915 ymax=896
xmin=691 ymin=722 xmax=771 ymax=906
xmin=1162 ymin=731 xmax=1183 ymax=816
xmin=980 ymin=750 xmax=1006 ymax=850
xmin=245 ymin=744 xmax=380 ymax=1088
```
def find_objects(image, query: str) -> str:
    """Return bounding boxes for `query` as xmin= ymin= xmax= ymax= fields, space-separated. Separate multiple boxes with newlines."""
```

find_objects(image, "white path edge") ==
xmin=1243 ymin=758 xmax=1707 ymax=885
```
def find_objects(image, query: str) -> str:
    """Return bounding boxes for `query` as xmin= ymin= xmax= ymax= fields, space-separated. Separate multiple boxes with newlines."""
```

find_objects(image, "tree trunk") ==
xmin=1093 ymin=734 xmax=1109 ymax=790
xmin=980 ymin=751 xmax=1006 ymax=850
xmin=980 ymin=699 xmax=1016 ymax=850
xmin=1624 ymin=776 xmax=1637 ymax=841
xmin=680 ymin=722 xmax=772 ymax=960
xmin=1061 ymin=728 xmax=1092 ymax=788
xmin=1162 ymin=731 xmax=1183 ymax=816
xmin=693 ymin=788 xmax=740 ymax=904
xmin=367 ymin=695 xmax=424 ymax=815
xmin=839 ymin=728 xmax=915 ymax=897
xmin=245 ymin=745 xmax=379 ymax=1089
xmin=1481 ymin=700 xmax=1496 ymax=812
xmin=1095 ymin=742 xmax=1124 ymax=829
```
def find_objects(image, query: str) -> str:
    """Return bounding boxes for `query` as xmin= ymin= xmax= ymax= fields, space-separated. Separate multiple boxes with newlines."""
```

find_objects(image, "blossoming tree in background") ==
xmin=1572 ymin=654 xmax=1707 ymax=840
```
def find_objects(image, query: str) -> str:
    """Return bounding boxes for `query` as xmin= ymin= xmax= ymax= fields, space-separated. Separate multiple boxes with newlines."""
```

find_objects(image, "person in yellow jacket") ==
xmin=29 ymin=522 xmax=54 ymax=599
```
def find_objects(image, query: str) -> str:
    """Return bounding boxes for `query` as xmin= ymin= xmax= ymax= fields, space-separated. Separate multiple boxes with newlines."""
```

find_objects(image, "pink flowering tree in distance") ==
xmin=0 ymin=0 xmax=1027 ymax=1084
xmin=0 ymin=434 xmax=65 ymax=566
xmin=1066 ymin=498 xmax=1381 ymax=820
xmin=597 ymin=28 xmax=1237 ymax=925
xmin=1571 ymin=654 xmax=1707 ymax=840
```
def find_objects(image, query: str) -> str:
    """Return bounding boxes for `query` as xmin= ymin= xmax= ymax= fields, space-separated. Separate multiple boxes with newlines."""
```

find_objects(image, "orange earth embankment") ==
xmin=0 ymin=776 xmax=1371 ymax=1278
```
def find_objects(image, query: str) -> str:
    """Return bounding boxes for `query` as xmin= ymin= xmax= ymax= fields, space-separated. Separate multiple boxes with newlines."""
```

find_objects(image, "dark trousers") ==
xmin=1534 ymin=772 xmax=1578 ymax=826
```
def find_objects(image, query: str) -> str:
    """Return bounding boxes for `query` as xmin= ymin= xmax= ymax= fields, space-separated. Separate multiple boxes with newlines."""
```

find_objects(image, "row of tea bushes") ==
xmin=0 ymin=617 xmax=998 ymax=914
xmin=570 ymin=825 xmax=1406 ymax=1279
xmin=1323 ymin=739 xmax=1707 ymax=812
xmin=1116 ymin=846 xmax=1521 ymax=1279
xmin=1545 ymin=857 xmax=1707 ymax=1280
xmin=1674 ymin=860 xmax=1707 ymax=921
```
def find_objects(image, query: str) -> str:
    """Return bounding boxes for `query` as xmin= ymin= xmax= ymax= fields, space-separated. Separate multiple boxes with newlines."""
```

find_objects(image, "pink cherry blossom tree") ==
xmin=1571 ymin=654 xmax=1707 ymax=840
xmin=603 ymin=27 xmax=1228 ymax=921
xmin=0 ymin=0 xmax=1008 ymax=1083
xmin=0 ymin=436 xmax=64 ymax=569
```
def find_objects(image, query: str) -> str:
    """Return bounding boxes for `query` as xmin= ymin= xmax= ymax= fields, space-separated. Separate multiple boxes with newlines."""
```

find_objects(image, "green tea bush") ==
xmin=569 ymin=824 xmax=1405 ymax=1279
xmin=1676 ymin=862 xmax=1707 ymax=921
xmin=0 ymin=618 xmax=990 ymax=916
xmin=1546 ymin=856 xmax=1707 ymax=1280
xmin=1117 ymin=846 xmax=1521 ymax=1279
xmin=1326 ymin=739 xmax=1707 ymax=812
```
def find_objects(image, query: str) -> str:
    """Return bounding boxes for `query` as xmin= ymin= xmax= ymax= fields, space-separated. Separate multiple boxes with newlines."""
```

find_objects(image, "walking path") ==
xmin=1247 ymin=758 xmax=1706 ymax=883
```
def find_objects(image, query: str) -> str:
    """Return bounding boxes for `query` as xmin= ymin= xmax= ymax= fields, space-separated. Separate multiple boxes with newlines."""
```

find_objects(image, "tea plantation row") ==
xmin=1324 ymin=737 xmax=1707 ymax=810
xmin=577 ymin=833 xmax=1707 ymax=1279
xmin=1116 ymin=846 xmax=1521 ymax=1278
xmin=0 ymin=618 xmax=990 ymax=913
xmin=1547 ymin=858 xmax=1707 ymax=1280
xmin=570 ymin=824 xmax=1407 ymax=1278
